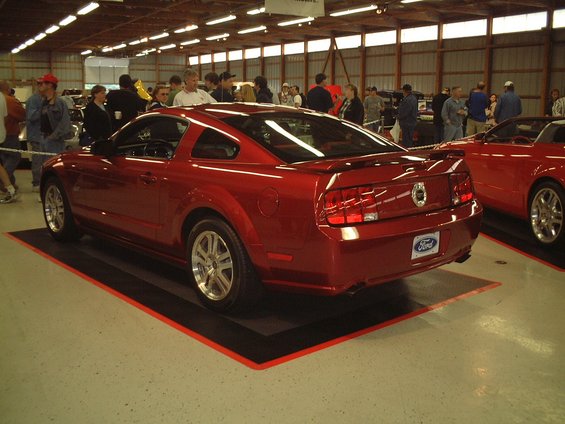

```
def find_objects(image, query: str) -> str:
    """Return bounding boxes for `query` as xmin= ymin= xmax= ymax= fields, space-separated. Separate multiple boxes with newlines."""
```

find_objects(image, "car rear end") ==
xmin=218 ymin=107 xmax=482 ymax=295
xmin=266 ymin=150 xmax=482 ymax=295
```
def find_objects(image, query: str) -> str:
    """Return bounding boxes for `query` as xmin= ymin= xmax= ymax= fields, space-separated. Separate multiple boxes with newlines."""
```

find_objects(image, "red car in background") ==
xmin=438 ymin=117 xmax=565 ymax=247
xmin=41 ymin=103 xmax=482 ymax=312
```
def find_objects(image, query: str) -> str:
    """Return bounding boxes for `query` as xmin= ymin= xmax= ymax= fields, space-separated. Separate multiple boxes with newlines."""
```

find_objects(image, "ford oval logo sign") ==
xmin=414 ymin=237 xmax=438 ymax=253
xmin=412 ymin=182 xmax=427 ymax=207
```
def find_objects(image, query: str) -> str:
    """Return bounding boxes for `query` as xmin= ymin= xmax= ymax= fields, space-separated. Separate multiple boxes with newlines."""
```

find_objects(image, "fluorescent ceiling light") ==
xmin=206 ymin=15 xmax=236 ymax=25
xmin=113 ymin=43 xmax=126 ymax=49
xmin=174 ymin=24 xmax=198 ymax=34
xmin=129 ymin=37 xmax=148 ymax=45
xmin=247 ymin=7 xmax=265 ymax=15
xmin=102 ymin=46 xmax=113 ymax=52
xmin=11 ymin=48 xmax=20 ymax=54
xmin=205 ymin=33 xmax=230 ymax=41
xmin=59 ymin=15 xmax=77 ymax=26
xmin=81 ymin=49 xmax=93 ymax=55
xmin=149 ymin=32 xmax=169 ymax=40
xmin=278 ymin=17 xmax=315 ymax=26
xmin=77 ymin=2 xmax=99 ymax=15
xmin=25 ymin=39 xmax=36 ymax=46
xmin=144 ymin=48 xmax=157 ymax=53
xmin=180 ymin=38 xmax=200 ymax=46
xmin=46 ymin=25 xmax=60 ymax=34
xmin=159 ymin=43 xmax=176 ymax=50
xmin=136 ymin=52 xmax=147 ymax=57
xmin=238 ymin=25 xmax=267 ymax=34
xmin=18 ymin=43 xmax=27 ymax=50
xmin=34 ymin=32 xmax=47 ymax=41
xmin=401 ymin=0 xmax=423 ymax=3
xmin=330 ymin=4 xmax=378 ymax=17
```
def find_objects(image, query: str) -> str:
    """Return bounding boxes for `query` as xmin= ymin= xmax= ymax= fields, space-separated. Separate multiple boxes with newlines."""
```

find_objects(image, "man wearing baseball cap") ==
xmin=494 ymin=80 xmax=522 ymax=125
xmin=211 ymin=72 xmax=235 ymax=102
xmin=36 ymin=73 xmax=71 ymax=169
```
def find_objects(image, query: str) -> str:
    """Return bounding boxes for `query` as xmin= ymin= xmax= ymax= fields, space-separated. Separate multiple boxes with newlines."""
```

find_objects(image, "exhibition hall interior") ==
xmin=1 ymin=0 xmax=564 ymax=422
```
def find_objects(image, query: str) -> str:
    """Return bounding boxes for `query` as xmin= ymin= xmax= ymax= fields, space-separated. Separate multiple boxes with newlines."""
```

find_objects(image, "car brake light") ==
xmin=450 ymin=172 xmax=474 ymax=206
xmin=324 ymin=186 xmax=379 ymax=225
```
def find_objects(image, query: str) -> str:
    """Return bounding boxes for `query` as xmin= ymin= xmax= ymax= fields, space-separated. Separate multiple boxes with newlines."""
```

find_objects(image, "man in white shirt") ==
xmin=173 ymin=68 xmax=217 ymax=106
xmin=290 ymin=85 xmax=302 ymax=108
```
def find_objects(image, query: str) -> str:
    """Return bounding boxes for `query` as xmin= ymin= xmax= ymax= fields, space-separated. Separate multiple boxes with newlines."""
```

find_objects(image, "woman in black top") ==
xmin=148 ymin=85 xmax=170 ymax=110
xmin=83 ymin=85 xmax=112 ymax=141
xmin=253 ymin=76 xmax=273 ymax=103
xmin=338 ymin=84 xmax=364 ymax=125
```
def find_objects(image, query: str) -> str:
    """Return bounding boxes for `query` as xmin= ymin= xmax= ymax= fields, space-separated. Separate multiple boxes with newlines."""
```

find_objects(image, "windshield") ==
xmin=486 ymin=118 xmax=556 ymax=143
xmin=223 ymin=112 xmax=402 ymax=163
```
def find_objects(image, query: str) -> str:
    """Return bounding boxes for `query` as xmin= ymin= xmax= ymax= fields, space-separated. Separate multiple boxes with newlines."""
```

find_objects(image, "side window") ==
xmin=114 ymin=117 xmax=189 ymax=159
xmin=191 ymin=128 xmax=240 ymax=160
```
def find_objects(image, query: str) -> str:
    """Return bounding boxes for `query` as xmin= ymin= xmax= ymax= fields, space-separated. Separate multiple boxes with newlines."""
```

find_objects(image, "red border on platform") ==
xmin=6 ymin=232 xmax=502 ymax=371
xmin=479 ymin=232 xmax=564 ymax=273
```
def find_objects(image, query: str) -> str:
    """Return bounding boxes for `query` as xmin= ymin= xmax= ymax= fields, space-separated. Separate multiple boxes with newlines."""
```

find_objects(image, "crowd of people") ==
xmin=2 ymin=66 xmax=565 ymax=203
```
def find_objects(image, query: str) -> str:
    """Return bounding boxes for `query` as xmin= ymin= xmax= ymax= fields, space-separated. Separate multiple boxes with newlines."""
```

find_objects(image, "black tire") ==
xmin=42 ymin=177 xmax=83 ymax=242
xmin=529 ymin=181 xmax=565 ymax=247
xmin=186 ymin=218 xmax=263 ymax=313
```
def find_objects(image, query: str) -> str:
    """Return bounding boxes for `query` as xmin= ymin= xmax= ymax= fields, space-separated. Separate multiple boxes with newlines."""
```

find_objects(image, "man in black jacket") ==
xmin=106 ymin=74 xmax=145 ymax=132
xmin=397 ymin=84 xmax=418 ymax=148
xmin=307 ymin=73 xmax=333 ymax=113
xmin=432 ymin=87 xmax=450 ymax=142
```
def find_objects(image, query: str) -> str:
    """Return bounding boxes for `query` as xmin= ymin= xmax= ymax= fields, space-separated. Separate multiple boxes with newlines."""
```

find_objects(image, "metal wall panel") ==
xmin=308 ymin=51 xmax=327 ymax=82
xmin=442 ymin=74 xmax=484 ymax=95
xmin=402 ymin=52 xmax=435 ymax=94
xmin=264 ymin=56 xmax=280 ymax=91
xmin=494 ymin=32 xmax=545 ymax=45
xmin=443 ymin=36 xmax=485 ymax=50
xmin=285 ymin=54 xmax=305 ymax=88
xmin=335 ymin=48 xmax=361 ymax=88
xmin=246 ymin=58 xmax=260 ymax=80
xmin=402 ymin=40 xmax=436 ymax=53
xmin=550 ymin=40 xmax=564 ymax=92
xmin=443 ymin=50 xmax=484 ymax=73
xmin=200 ymin=63 xmax=212 ymax=75
xmin=492 ymin=46 xmax=543 ymax=70
xmin=229 ymin=60 xmax=244 ymax=80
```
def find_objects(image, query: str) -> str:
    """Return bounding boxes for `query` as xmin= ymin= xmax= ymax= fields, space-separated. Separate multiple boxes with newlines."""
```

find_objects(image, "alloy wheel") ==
xmin=530 ymin=187 xmax=563 ymax=244
xmin=191 ymin=230 xmax=234 ymax=301
xmin=44 ymin=184 xmax=66 ymax=234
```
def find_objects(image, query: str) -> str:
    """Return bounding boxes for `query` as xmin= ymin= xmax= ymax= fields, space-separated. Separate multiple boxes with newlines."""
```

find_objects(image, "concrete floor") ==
xmin=1 ymin=170 xmax=564 ymax=424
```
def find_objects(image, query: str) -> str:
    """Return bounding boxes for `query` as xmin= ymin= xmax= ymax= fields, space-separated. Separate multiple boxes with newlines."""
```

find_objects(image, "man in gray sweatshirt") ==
xmin=441 ymin=86 xmax=467 ymax=141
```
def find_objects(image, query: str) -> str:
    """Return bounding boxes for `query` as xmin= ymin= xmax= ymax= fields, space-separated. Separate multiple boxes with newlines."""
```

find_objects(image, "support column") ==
xmin=541 ymin=9 xmax=554 ymax=114
xmin=330 ymin=35 xmax=336 ymax=85
xmin=435 ymin=21 xmax=444 ymax=94
xmin=484 ymin=15 xmax=493 ymax=94
xmin=395 ymin=26 xmax=402 ymax=88
xmin=260 ymin=44 xmax=265 ymax=76
xmin=303 ymin=43 xmax=309 ymax=94
xmin=360 ymin=32 xmax=367 ymax=98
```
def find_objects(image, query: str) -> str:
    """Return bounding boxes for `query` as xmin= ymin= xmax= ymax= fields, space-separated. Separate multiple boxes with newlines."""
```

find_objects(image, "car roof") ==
xmin=162 ymin=103 xmax=309 ymax=120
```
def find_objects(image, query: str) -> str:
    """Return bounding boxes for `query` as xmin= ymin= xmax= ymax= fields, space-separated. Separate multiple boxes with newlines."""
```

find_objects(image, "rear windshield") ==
xmin=223 ymin=112 xmax=401 ymax=163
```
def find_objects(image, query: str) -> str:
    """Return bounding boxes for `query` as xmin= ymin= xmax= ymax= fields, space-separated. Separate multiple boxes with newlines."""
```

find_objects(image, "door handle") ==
xmin=139 ymin=173 xmax=157 ymax=184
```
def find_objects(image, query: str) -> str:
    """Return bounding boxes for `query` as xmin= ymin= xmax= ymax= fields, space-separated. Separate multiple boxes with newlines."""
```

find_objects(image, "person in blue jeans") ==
xmin=25 ymin=89 xmax=44 ymax=192
xmin=37 ymin=73 xmax=70 ymax=165
xmin=397 ymin=84 xmax=418 ymax=148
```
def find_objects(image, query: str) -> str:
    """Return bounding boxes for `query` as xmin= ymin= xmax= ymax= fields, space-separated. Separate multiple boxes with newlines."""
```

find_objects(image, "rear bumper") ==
xmin=262 ymin=200 xmax=482 ymax=295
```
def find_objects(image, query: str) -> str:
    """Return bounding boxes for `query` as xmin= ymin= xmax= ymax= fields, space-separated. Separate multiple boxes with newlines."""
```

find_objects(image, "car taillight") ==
xmin=324 ymin=186 xmax=379 ymax=225
xmin=450 ymin=172 xmax=474 ymax=206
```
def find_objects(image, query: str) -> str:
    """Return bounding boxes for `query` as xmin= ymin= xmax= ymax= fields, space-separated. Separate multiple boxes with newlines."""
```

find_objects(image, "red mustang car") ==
xmin=438 ymin=117 xmax=565 ymax=247
xmin=41 ymin=103 xmax=482 ymax=312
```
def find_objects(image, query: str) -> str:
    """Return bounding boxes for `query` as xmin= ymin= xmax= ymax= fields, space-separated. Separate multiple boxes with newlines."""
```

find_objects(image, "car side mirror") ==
xmin=90 ymin=139 xmax=115 ymax=157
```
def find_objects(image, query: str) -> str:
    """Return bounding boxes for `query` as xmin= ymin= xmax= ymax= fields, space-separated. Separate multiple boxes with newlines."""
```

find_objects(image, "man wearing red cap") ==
xmin=36 ymin=73 xmax=71 ymax=165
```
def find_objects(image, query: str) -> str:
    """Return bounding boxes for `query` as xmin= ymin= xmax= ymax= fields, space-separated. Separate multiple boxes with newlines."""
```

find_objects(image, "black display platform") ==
xmin=8 ymin=229 xmax=500 ymax=370
xmin=480 ymin=208 xmax=565 ymax=271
